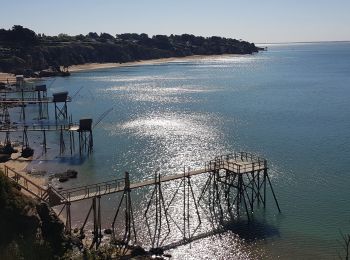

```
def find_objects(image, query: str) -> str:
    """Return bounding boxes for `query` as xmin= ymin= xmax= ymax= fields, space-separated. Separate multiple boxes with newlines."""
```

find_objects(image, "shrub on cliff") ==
xmin=0 ymin=172 xmax=69 ymax=259
xmin=0 ymin=25 xmax=38 ymax=46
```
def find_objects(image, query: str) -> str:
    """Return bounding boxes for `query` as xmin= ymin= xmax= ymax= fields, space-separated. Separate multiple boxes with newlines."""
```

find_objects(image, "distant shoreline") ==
xmin=68 ymin=54 xmax=243 ymax=73
xmin=0 ymin=54 xmax=245 ymax=83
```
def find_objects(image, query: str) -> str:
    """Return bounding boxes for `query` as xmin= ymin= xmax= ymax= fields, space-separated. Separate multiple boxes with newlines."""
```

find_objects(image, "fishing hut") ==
xmin=35 ymin=84 xmax=48 ymax=119
xmin=53 ymin=91 xmax=69 ymax=122
xmin=65 ymin=118 xmax=93 ymax=156
xmin=77 ymin=118 xmax=93 ymax=155
xmin=0 ymin=83 xmax=97 ymax=158
xmin=15 ymin=75 xmax=24 ymax=87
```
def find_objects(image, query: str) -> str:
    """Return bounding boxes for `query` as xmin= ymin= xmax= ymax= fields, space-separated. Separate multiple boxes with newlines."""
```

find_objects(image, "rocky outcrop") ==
xmin=0 ymin=172 xmax=70 ymax=258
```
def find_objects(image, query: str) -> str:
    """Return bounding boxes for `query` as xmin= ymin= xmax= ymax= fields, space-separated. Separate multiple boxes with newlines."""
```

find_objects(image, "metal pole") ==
xmin=65 ymin=203 xmax=71 ymax=234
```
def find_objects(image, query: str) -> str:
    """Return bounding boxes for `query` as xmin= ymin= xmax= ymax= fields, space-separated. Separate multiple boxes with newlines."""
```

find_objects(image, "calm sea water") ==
xmin=27 ymin=42 xmax=350 ymax=259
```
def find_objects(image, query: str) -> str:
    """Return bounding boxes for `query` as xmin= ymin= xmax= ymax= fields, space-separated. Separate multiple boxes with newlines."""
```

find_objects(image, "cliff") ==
xmin=0 ymin=172 xmax=70 ymax=259
xmin=0 ymin=26 xmax=262 ymax=75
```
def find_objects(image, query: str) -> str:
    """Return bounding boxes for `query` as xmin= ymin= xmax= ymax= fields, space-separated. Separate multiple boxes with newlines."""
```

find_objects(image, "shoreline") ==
xmin=0 ymin=54 xmax=244 ymax=83
xmin=66 ymin=54 xmax=243 ymax=73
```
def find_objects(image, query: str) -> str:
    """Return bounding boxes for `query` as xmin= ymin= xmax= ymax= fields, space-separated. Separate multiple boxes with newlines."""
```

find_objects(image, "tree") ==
xmin=100 ymin=33 xmax=114 ymax=40
xmin=116 ymin=33 xmax=141 ymax=41
xmin=152 ymin=35 xmax=172 ymax=50
xmin=57 ymin=33 xmax=74 ymax=42
xmin=87 ymin=32 xmax=99 ymax=39
xmin=75 ymin=34 xmax=86 ymax=41
xmin=10 ymin=25 xmax=38 ymax=45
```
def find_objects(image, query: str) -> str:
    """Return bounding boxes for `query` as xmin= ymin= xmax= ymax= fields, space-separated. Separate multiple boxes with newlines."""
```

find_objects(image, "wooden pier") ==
xmin=3 ymin=152 xmax=281 ymax=250
xmin=58 ymin=153 xmax=267 ymax=204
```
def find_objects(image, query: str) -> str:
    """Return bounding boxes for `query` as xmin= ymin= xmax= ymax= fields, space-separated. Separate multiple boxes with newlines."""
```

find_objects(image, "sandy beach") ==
xmin=0 ymin=72 xmax=16 ymax=84
xmin=68 ymin=54 xmax=235 ymax=72
xmin=68 ymin=59 xmax=174 ymax=72
xmin=0 ymin=54 xmax=236 ymax=83
xmin=0 ymin=149 xmax=47 ymax=190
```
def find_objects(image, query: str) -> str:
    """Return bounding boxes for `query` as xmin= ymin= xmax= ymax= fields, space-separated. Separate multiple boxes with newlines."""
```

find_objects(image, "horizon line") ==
xmin=256 ymin=40 xmax=350 ymax=45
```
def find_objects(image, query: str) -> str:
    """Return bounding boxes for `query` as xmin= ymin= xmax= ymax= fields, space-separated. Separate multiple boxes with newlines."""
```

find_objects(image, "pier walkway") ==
xmin=0 ymin=97 xmax=71 ymax=104
xmin=57 ymin=152 xmax=267 ymax=204
xmin=2 ymin=152 xmax=266 ymax=206
xmin=3 ymin=165 xmax=50 ymax=201
xmin=0 ymin=121 xmax=79 ymax=132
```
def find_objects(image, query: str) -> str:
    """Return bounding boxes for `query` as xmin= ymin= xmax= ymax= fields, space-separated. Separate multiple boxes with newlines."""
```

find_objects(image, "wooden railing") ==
xmin=58 ymin=178 xmax=125 ymax=202
xmin=3 ymin=165 xmax=49 ymax=201
xmin=208 ymin=152 xmax=267 ymax=173
xmin=0 ymin=96 xmax=72 ymax=103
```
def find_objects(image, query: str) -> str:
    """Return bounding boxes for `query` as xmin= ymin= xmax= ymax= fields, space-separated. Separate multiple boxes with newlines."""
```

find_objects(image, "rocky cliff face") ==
xmin=0 ymin=172 xmax=70 ymax=259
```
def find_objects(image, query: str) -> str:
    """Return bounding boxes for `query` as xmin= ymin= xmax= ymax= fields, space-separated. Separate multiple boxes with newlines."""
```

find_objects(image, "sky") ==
xmin=0 ymin=0 xmax=349 ymax=43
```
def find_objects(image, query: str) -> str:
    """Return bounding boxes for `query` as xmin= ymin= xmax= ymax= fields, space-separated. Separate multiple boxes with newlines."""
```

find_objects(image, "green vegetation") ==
xmin=0 ymin=25 xmax=261 ymax=75
xmin=0 ymin=171 xmax=69 ymax=259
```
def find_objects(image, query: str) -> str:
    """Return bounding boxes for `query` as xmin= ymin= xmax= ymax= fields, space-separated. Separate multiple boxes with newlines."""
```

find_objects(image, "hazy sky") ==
xmin=1 ymin=0 xmax=349 ymax=43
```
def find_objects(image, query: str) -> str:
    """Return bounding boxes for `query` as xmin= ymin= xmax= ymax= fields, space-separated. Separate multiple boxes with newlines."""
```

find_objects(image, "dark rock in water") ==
xmin=131 ymin=246 xmax=147 ymax=256
xmin=66 ymin=169 xmax=78 ymax=178
xmin=53 ymin=169 xmax=78 ymax=180
xmin=163 ymin=253 xmax=172 ymax=258
xmin=58 ymin=177 xmax=68 ymax=182
xmin=149 ymin=247 xmax=164 ymax=256
xmin=21 ymin=147 xmax=34 ymax=158
xmin=0 ymin=143 xmax=17 ymax=155
xmin=0 ymin=153 xmax=11 ymax=162
xmin=104 ymin=228 xmax=112 ymax=235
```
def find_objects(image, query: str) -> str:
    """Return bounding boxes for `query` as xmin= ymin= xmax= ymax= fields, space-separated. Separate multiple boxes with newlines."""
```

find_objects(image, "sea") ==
xmin=19 ymin=42 xmax=350 ymax=259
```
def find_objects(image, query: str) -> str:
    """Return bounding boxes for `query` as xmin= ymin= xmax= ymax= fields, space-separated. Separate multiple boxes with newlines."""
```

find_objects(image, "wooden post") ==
xmin=65 ymin=203 xmax=71 ymax=234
